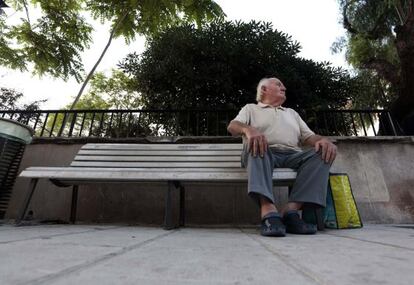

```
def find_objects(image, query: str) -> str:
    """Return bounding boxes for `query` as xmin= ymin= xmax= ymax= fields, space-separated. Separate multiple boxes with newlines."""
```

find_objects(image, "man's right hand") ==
xmin=244 ymin=127 xmax=268 ymax=157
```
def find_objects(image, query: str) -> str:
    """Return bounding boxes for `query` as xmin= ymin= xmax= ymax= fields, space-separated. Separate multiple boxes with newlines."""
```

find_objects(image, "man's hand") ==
xmin=227 ymin=120 xmax=268 ymax=157
xmin=244 ymin=127 xmax=268 ymax=157
xmin=314 ymin=138 xmax=337 ymax=163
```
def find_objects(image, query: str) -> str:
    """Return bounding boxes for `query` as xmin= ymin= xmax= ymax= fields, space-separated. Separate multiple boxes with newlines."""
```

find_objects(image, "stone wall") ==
xmin=5 ymin=136 xmax=414 ymax=225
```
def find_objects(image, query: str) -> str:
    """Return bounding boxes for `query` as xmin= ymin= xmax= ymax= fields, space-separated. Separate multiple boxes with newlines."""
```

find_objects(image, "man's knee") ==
xmin=307 ymin=149 xmax=332 ymax=164
xmin=297 ymin=149 xmax=332 ymax=172
xmin=298 ymin=148 xmax=320 ymax=161
xmin=242 ymin=148 xmax=272 ymax=168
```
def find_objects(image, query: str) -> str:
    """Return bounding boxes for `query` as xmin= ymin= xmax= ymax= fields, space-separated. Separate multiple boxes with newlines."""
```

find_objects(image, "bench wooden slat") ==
xmin=74 ymin=155 xmax=240 ymax=162
xmin=21 ymin=167 xmax=296 ymax=173
xmin=81 ymin=144 xmax=243 ymax=150
xmin=70 ymin=161 xmax=241 ymax=168
xmin=77 ymin=150 xmax=243 ymax=156
xmin=19 ymin=167 xmax=297 ymax=182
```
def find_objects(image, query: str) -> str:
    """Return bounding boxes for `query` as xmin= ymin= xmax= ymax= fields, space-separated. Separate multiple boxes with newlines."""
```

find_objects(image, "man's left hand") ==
xmin=314 ymin=138 xmax=337 ymax=163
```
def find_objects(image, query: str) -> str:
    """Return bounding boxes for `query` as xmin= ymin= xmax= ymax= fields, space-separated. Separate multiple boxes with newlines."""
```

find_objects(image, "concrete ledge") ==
xmin=31 ymin=136 xmax=414 ymax=145
xmin=331 ymin=136 xmax=414 ymax=144
xmin=31 ymin=136 xmax=242 ymax=144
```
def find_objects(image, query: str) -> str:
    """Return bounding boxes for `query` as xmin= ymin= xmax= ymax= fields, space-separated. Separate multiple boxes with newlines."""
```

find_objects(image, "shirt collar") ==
xmin=257 ymin=102 xmax=285 ymax=110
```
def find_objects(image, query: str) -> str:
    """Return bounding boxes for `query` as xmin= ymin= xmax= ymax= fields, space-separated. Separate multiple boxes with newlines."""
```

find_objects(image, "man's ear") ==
xmin=261 ymin=85 xmax=266 ymax=92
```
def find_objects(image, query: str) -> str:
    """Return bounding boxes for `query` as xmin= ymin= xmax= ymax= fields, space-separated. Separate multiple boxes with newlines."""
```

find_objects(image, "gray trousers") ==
xmin=242 ymin=147 xmax=330 ymax=208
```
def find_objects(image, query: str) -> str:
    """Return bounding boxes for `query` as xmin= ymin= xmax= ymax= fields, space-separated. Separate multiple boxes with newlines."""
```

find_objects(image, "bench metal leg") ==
xmin=164 ymin=181 xmax=178 ymax=230
xmin=164 ymin=181 xmax=173 ymax=229
xmin=179 ymin=185 xmax=185 ymax=227
xmin=15 ymin=178 xmax=38 ymax=225
xmin=164 ymin=181 xmax=184 ymax=230
xmin=70 ymin=185 xmax=79 ymax=224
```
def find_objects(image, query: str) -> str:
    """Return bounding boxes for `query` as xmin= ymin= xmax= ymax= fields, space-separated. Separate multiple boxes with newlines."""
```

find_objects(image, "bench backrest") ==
xmin=72 ymin=144 xmax=244 ymax=169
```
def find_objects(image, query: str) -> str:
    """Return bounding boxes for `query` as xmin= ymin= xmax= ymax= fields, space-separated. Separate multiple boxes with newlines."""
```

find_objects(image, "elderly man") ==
xmin=227 ymin=77 xmax=337 ymax=237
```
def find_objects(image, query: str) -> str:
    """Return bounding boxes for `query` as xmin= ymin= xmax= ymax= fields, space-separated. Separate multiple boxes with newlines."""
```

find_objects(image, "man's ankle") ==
xmin=261 ymin=210 xmax=279 ymax=219
xmin=259 ymin=196 xmax=279 ymax=218
xmin=281 ymin=202 xmax=303 ymax=216
xmin=260 ymin=203 xmax=278 ymax=218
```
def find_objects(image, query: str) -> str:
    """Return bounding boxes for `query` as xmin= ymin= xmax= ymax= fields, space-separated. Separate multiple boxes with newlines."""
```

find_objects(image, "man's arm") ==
xmin=227 ymin=120 xmax=268 ymax=157
xmin=304 ymin=134 xmax=337 ymax=163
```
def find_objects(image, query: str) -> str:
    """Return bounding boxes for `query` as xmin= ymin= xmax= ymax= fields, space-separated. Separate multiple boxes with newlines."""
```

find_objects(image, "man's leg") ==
xmin=243 ymin=148 xmax=278 ymax=217
xmin=284 ymin=201 xmax=304 ymax=213
xmin=278 ymin=149 xmax=330 ymax=234
xmin=242 ymin=148 xmax=286 ymax=237
xmin=259 ymin=196 xmax=278 ymax=218
xmin=282 ymin=148 xmax=331 ymax=212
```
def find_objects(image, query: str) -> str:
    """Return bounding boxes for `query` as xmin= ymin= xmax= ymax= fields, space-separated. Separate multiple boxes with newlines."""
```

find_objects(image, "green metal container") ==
xmin=0 ymin=118 xmax=34 ymax=218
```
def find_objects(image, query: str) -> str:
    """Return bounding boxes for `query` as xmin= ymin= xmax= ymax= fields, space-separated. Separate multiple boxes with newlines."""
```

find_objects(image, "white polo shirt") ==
xmin=233 ymin=102 xmax=315 ymax=151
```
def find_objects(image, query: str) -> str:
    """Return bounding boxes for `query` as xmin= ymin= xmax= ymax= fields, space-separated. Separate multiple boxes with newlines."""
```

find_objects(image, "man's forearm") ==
xmin=304 ymin=134 xmax=324 ymax=147
xmin=227 ymin=120 xmax=250 ymax=137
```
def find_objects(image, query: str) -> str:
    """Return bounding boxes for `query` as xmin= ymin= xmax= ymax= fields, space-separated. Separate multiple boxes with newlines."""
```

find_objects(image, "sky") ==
xmin=0 ymin=0 xmax=348 ymax=109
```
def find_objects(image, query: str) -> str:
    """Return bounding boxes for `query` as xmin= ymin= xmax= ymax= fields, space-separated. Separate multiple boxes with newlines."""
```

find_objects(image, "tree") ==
xmin=0 ymin=1 xmax=92 ymax=82
xmin=119 ymin=21 xmax=360 ymax=135
xmin=84 ymin=70 xmax=141 ymax=110
xmin=45 ymin=70 xmax=152 ymax=137
xmin=0 ymin=86 xmax=46 ymax=129
xmin=335 ymin=0 xmax=414 ymax=134
xmin=0 ymin=87 xmax=22 ymax=110
xmin=0 ymin=86 xmax=45 ymax=110
xmin=0 ymin=0 xmax=225 ymax=109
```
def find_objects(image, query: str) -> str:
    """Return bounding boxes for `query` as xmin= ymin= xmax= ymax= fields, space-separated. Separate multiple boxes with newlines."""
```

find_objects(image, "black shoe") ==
xmin=260 ymin=212 xmax=286 ymax=237
xmin=283 ymin=210 xmax=317 ymax=235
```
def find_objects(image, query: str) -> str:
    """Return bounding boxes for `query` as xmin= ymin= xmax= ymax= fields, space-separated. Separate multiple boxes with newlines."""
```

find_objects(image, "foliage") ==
xmin=0 ymin=86 xmax=46 ymax=131
xmin=334 ymin=0 xmax=400 ymax=96
xmin=121 ymin=21 xmax=357 ymax=109
xmin=45 ymin=70 xmax=153 ymax=137
xmin=335 ymin=0 xmax=414 ymax=134
xmin=0 ymin=87 xmax=22 ymax=110
xmin=119 ymin=21 xmax=361 ymax=135
xmin=0 ymin=0 xmax=224 ymax=82
xmin=84 ymin=70 xmax=140 ymax=109
xmin=347 ymin=70 xmax=395 ymax=109
xmin=0 ymin=86 xmax=45 ymax=110
xmin=1 ymin=0 xmax=93 ymax=82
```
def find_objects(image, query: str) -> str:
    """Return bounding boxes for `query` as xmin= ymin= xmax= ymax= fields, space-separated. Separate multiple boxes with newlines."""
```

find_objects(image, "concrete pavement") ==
xmin=0 ymin=223 xmax=413 ymax=285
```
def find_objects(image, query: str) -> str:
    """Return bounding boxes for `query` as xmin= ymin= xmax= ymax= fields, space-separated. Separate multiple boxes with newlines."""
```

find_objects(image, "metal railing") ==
xmin=302 ymin=109 xmax=400 ymax=136
xmin=0 ymin=109 xmax=400 ymax=138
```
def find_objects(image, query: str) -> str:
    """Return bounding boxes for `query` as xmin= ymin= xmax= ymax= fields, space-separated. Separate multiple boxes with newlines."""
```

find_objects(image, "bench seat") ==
xmin=17 ymin=143 xmax=324 ymax=229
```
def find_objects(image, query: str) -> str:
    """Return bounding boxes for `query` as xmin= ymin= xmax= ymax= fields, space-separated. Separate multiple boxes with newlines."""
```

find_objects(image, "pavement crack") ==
xmin=239 ymin=228 xmax=330 ymax=285
xmin=22 ymin=229 xmax=178 ymax=285
xmin=0 ymin=226 xmax=123 ymax=245
xmin=322 ymin=232 xmax=414 ymax=251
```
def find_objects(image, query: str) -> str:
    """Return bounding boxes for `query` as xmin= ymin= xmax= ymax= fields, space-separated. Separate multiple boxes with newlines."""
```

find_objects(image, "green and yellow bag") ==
xmin=324 ymin=173 xmax=363 ymax=229
xmin=302 ymin=173 xmax=362 ymax=229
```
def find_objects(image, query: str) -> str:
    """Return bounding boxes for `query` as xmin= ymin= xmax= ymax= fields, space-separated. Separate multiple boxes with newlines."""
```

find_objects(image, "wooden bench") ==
xmin=17 ymin=143 xmax=323 ymax=229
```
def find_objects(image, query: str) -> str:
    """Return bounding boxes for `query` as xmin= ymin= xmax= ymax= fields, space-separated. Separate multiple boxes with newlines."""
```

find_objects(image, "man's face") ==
xmin=263 ymin=78 xmax=286 ymax=103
